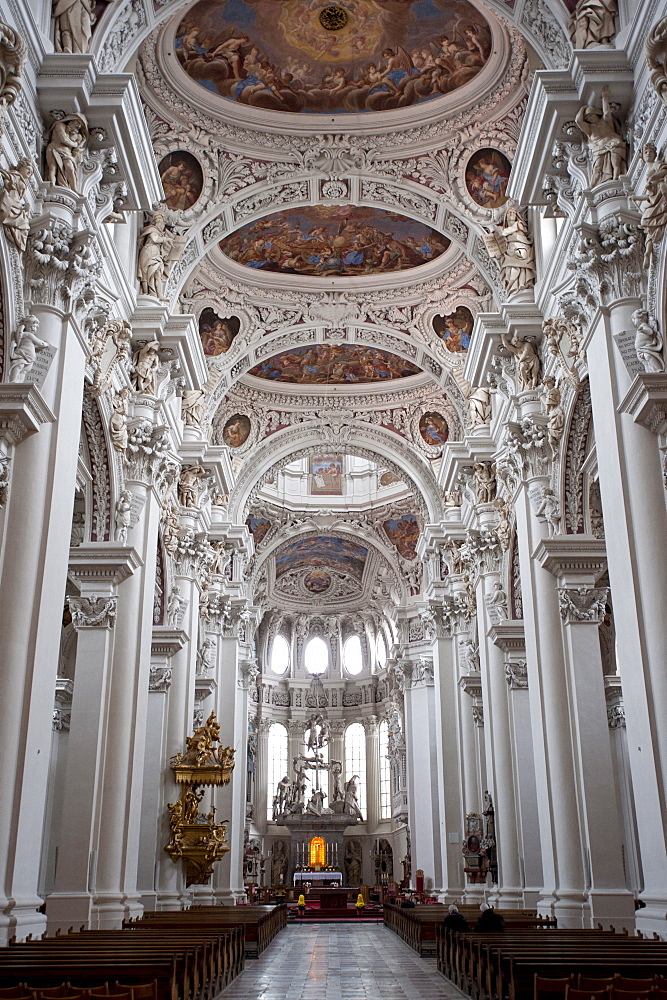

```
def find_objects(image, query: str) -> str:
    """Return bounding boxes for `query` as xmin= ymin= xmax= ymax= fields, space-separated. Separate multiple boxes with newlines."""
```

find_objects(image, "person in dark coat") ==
xmin=476 ymin=901 xmax=504 ymax=932
xmin=400 ymin=895 xmax=417 ymax=908
xmin=443 ymin=903 xmax=469 ymax=933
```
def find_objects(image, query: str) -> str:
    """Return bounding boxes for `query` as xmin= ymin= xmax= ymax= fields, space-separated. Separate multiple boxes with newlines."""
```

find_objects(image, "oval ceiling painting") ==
xmin=249 ymin=345 xmax=422 ymax=384
xmin=222 ymin=413 xmax=251 ymax=447
xmin=158 ymin=151 xmax=204 ymax=211
xmin=432 ymin=306 xmax=473 ymax=352
xmin=219 ymin=205 xmax=451 ymax=277
xmin=304 ymin=569 xmax=332 ymax=594
xmin=465 ymin=148 xmax=512 ymax=210
xmin=199 ymin=308 xmax=241 ymax=357
xmin=175 ymin=0 xmax=492 ymax=115
xmin=419 ymin=411 xmax=449 ymax=446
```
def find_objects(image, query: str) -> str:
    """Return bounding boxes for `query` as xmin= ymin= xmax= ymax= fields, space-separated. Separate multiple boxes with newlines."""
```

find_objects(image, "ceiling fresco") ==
xmin=175 ymin=0 xmax=492 ymax=115
xmin=383 ymin=514 xmax=420 ymax=560
xmin=248 ymin=345 xmax=422 ymax=384
xmin=218 ymin=206 xmax=451 ymax=277
xmin=275 ymin=536 xmax=369 ymax=582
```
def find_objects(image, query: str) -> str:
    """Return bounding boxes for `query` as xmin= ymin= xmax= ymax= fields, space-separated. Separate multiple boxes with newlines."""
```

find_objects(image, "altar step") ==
xmin=288 ymin=906 xmax=384 ymax=923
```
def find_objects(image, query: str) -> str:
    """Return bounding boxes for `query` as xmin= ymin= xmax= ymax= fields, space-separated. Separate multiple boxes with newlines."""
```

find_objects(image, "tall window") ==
xmin=305 ymin=635 xmax=328 ymax=675
xmin=344 ymin=634 xmax=363 ymax=675
xmin=270 ymin=634 xmax=289 ymax=675
xmin=379 ymin=719 xmax=391 ymax=820
xmin=376 ymin=633 xmax=387 ymax=671
xmin=267 ymin=722 xmax=288 ymax=822
xmin=344 ymin=722 xmax=366 ymax=820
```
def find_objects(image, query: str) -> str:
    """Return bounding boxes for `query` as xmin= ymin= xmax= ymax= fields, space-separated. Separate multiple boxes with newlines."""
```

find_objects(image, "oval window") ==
xmin=344 ymin=635 xmax=363 ymax=676
xmin=271 ymin=635 xmax=289 ymax=675
xmin=305 ymin=636 xmax=328 ymax=675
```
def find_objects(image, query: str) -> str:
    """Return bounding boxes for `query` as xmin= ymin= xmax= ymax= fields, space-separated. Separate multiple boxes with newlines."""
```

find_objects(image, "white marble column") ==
xmin=255 ymin=720 xmax=271 ymax=836
xmin=364 ymin=717 xmax=380 ymax=833
xmin=136 ymin=629 xmax=183 ymax=912
xmin=155 ymin=513 xmax=205 ymax=910
xmin=92 ymin=397 xmax=167 ymax=928
xmin=0 ymin=201 xmax=96 ymax=943
xmin=511 ymin=440 xmax=587 ymax=925
xmin=537 ymin=538 xmax=634 ymax=930
xmin=491 ymin=623 xmax=543 ymax=909
xmin=402 ymin=655 xmax=443 ymax=894
xmin=45 ymin=545 xmax=140 ymax=933
xmin=578 ymin=197 xmax=667 ymax=933
xmin=212 ymin=611 xmax=256 ymax=904
xmin=471 ymin=527 xmax=523 ymax=909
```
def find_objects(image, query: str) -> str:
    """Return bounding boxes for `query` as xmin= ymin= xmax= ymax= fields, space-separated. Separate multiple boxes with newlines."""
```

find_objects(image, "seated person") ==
xmin=442 ymin=903 xmax=469 ymax=933
xmin=476 ymin=901 xmax=504 ymax=932
xmin=400 ymin=894 xmax=417 ymax=908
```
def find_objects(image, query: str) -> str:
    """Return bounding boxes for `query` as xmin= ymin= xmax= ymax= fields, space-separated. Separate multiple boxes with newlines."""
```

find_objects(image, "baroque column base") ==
xmin=462 ymin=884 xmax=486 ymax=905
xmin=212 ymin=888 xmax=247 ymax=906
xmin=489 ymin=885 xmax=524 ymax=909
xmin=0 ymin=895 xmax=47 ymax=945
xmin=550 ymin=890 xmax=589 ymax=928
xmin=635 ymin=896 xmax=667 ymax=940
xmin=92 ymin=893 xmax=143 ymax=929
xmin=586 ymin=888 xmax=635 ymax=933
xmin=45 ymin=892 xmax=94 ymax=934
xmin=155 ymin=890 xmax=182 ymax=911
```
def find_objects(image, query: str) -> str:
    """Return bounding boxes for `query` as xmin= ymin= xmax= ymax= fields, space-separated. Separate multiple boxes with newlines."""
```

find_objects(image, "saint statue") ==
xmin=575 ymin=86 xmax=627 ymax=187
xmin=53 ymin=0 xmax=96 ymax=54
xmin=570 ymin=0 xmax=617 ymax=50
xmin=634 ymin=144 xmax=667 ymax=268
xmin=0 ymin=157 xmax=32 ymax=252
xmin=45 ymin=114 xmax=88 ymax=193
xmin=483 ymin=205 xmax=536 ymax=297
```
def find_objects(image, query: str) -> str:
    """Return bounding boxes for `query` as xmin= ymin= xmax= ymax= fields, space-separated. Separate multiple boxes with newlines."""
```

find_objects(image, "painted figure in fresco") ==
xmin=465 ymin=149 xmax=512 ymax=209
xmin=249 ymin=344 xmax=421 ymax=384
xmin=433 ymin=307 xmax=473 ymax=351
xmin=220 ymin=206 xmax=449 ymax=278
xmin=419 ymin=412 xmax=449 ymax=446
xmin=176 ymin=0 xmax=491 ymax=115
xmin=159 ymin=152 xmax=203 ymax=211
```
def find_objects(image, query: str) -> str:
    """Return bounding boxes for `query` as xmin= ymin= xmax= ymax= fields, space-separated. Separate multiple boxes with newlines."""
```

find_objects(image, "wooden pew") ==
xmin=138 ymin=904 xmax=286 ymax=958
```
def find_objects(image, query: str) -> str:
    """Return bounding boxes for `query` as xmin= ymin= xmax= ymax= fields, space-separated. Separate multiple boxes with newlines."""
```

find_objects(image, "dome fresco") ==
xmin=275 ymin=536 xmax=369 ymax=582
xmin=248 ymin=344 xmax=422 ymax=384
xmin=218 ymin=205 xmax=451 ymax=277
xmin=175 ymin=0 xmax=492 ymax=115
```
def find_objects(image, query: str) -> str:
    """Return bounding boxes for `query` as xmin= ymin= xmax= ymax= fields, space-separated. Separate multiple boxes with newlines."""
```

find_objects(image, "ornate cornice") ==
xmin=0 ymin=384 xmax=56 ymax=446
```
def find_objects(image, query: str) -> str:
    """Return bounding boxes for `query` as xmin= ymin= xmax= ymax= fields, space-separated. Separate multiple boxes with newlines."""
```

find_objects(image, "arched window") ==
xmin=305 ymin=635 xmax=328 ymax=675
xmin=270 ymin=634 xmax=290 ymax=675
xmin=344 ymin=634 xmax=363 ymax=675
xmin=376 ymin=633 xmax=387 ymax=671
xmin=344 ymin=722 xmax=366 ymax=820
xmin=267 ymin=722 xmax=288 ymax=822
xmin=309 ymin=836 xmax=326 ymax=867
xmin=379 ymin=719 xmax=391 ymax=820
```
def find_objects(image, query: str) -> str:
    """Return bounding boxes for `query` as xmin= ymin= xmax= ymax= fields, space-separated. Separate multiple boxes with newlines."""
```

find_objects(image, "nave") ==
xmin=222 ymin=925 xmax=462 ymax=1000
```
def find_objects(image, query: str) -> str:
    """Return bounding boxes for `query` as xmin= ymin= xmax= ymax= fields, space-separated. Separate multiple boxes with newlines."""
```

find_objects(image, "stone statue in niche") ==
xmin=467 ymin=385 xmax=492 ymax=426
xmin=167 ymin=585 xmax=188 ymax=627
xmin=540 ymin=376 xmax=565 ymax=455
xmin=483 ymin=205 xmax=535 ymax=297
xmin=53 ymin=0 xmax=96 ymax=54
xmin=500 ymin=332 xmax=541 ymax=391
xmin=344 ymin=840 xmax=362 ymax=887
xmin=485 ymin=582 xmax=508 ymax=623
xmin=632 ymin=309 xmax=665 ymax=373
xmin=45 ymin=114 xmax=88 ymax=193
xmin=271 ymin=840 xmax=288 ymax=885
xmin=137 ymin=209 xmax=186 ymax=300
xmin=114 ymin=490 xmax=132 ymax=543
xmin=575 ymin=87 xmax=627 ymax=187
xmin=634 ymin=144 xmax=667 ymax=268
xmin=109 ymin=386 xmax=131 ymax=456
xmin=0 ymin=157 xmax=32 ymax=252
xmin=197 ymin=637 xmax=216 ymax=675
xmin=493 ymin=496 xmax=511 ymax=552
xmin=178 ymin=464 xmax=207 ymax=509
xmin=8 ymin=315 xmax=49 ymax=382
xmin=570 ymin=0 xmax=617 ymax=50
xmin=132 ymin=340 xmax=160 ymax=396
xmin=473 ymin=461 xmax=497 ymax=504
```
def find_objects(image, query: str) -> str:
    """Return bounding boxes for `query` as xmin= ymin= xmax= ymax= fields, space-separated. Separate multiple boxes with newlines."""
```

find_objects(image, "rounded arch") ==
xmin=92 ymin=0 xmax=570 ymax=106
xmin=228 ymin=422 xmax=443 ymax=523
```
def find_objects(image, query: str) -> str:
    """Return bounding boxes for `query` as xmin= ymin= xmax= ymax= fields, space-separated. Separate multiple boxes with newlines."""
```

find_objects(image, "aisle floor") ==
xmin=222 ymin=924 xmax=465 ymax=1000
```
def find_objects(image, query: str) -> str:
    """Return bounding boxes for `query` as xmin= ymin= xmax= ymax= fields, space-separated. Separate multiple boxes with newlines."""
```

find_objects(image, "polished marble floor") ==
xmin=222 ymin=924 xmax=465 ymax=1000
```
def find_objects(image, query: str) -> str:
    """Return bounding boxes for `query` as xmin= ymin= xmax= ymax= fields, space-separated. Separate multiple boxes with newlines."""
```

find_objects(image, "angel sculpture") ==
xmin=647 ymin=14 xmax=667 ymax=105
xmin=632 ymin=308 xmax=665 ymax=373
xmin=0 ymin=157 xmax=32 ymax=252
xmin=634 ymin=144 xmax=667 ymax=268
xmin=483 ymin=206 xmax=536 ymax=297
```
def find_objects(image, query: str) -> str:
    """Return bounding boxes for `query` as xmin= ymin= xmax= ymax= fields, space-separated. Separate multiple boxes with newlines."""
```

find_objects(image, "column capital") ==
xmin=67 ymin=594 xmax=117 ymax=630
xmin=362 ymin=716 xmax=379 ymax=736
xmin=605 ymin=676 xmax=626 ymax=729
xmin=68 ymin=543 xmax=143 ymax=588
xmin=0 ymin=384 xmax=56 ymax=447
xmin=534 ymin=536 xmax=606 ymax=587
xmin=619 ymin=372 xmax=667 ymax=436
xmin=459 ymin=671 xmax=482 ymax=700
xmin=151 ymin=626 xmax=188 ymax=658
xmin=557 ymin=586 xmax=608 ymax=625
